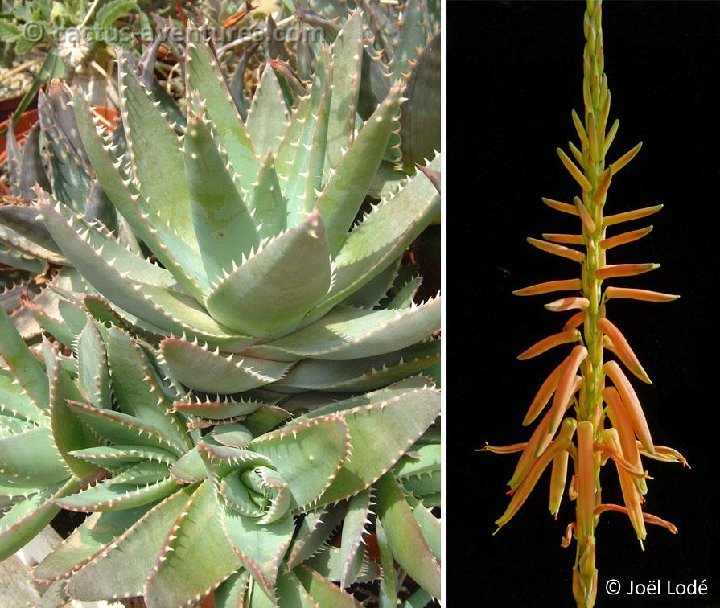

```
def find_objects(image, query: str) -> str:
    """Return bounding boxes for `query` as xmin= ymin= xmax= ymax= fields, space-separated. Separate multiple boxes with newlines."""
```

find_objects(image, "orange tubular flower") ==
xmin=489 ymin=2 xmax=683 ymax=605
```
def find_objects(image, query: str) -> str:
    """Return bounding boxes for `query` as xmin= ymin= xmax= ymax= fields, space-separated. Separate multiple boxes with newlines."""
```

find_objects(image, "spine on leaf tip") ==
xmin=486 ymin=1 xmax=685 ymax=607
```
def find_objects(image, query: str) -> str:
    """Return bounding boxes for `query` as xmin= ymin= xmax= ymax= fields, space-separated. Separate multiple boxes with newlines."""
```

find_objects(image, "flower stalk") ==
xmin=488 ymin=1 xmax=688 ymax=606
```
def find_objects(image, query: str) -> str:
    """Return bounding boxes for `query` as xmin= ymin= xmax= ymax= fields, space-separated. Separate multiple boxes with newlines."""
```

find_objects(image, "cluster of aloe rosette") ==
xmin=487 ymin=1 xmax=687 ymax=607
xmin=0 ymin=6 xmax=441 ymax=608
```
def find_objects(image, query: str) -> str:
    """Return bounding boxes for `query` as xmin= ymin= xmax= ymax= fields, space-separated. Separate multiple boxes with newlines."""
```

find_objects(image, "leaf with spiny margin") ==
xmin=0 ymin=305 xmax=49 ymax=408
xmin=24 ymin=298 xmax=78 ymax=349
xmin=296 ymin=565 xmax=360 ymax=608
xmin=0 ymin=427 xmax=68 ymax=487
xmin=247 ymin=65 xmax=289 ymax=157
xmin=391 ymin=0 xmax=429 ymax=80
xmin=0 ymin=205 xmax=56 ymax=251
xmin=119 ymin=57 xmax=196 ymax=249
xmin=170 ymin=447 xmax=206 ymax=484
xmin=105 ymin=327 xmax=191 ymax=453
xmin=64 ymin=400 xmax=184 ymax=458
xmin=185 ymin=29 xmax=258 ymax=194
xmin=375 ymin=473 xmax=440 ymax=599
xmin=275 ymin=570 xmax=320 ymax=608
xmin=83 ymin=295 xmax=127 ymax=330
xmin=0 ymin=245 xmax=44 ymax=273
xmin=72 ymin=93 xmax=208 ymax=300
xmin=206 ymin=213 xmax=331 ymax=339
xmin=211 ymin=424 xmax=254 ymax=449
xmin=110 ymin=461 xmax=171 ymax=486
xmin=184 ymin=112 xmax=259 ymax=282
xmin=59 ymin=298 xmax=89 ymax=336
xmin=400 ymin=32 xmax=440 ymax=171
xmin=0 ymin=414 xmax=37 ymax=438
xmin=46 ymin=344 xmax=99 ymax=478
xmin=304 ymin=545 xmax=378 ymax=584
xmin=272 ymin=340 xmax=440 ymax=392
xmin=375 ymin=518 xmax=398 ymax=608
xmin=77 ymin=318 xmax=112 ymax=410
xmin=342 ymin=258 xmax=400 ymax=309
xmin=310 ymin=154 xmax=441 ymax=319
xmin=172 ymin=397 xmax=262 ymax=420
xmin=250 ymin=154 xmax=287 ymax=240
xmin=285 ymin=505 xmax=346 ymax=570
xmin=0 ymin=223 xmax=66 ymax=264
xmin=278 ymin=47 xmax=333 ymax=226
xmin=66 ymin=487 xmax=194 ymax=601
xmin=214 ymin=570 xmax=250 ymax=608
xmin=0 ymin=478 xmax=80 ymax=561
xmin=37 ymin=194 xmax=248 ymax=345
xmin=388 ymin=276 xmax=423 ymax=309
xmin=55 ymin=477 xmax=177 ymax=512
xmin=403 ymin=589 xmax=434 ymax=608
xmin=160 ymin=338 xmax=291 ymax=393
xmin=244 ymin=405 xmax=292 ymax=436
xmin=0 ymin=369 xmax=45 ymax=425
xmin=34 ymin=506 xmax=151 ymax=582
xmin=144 ymin=481 xmax=242 ymax=608
xmin=220 ymin=508 xmax=294 ymax=598
xmin=311 ymin=386 xmax=441 ymax=505
xmin=318 ymin=82 xmax=404 ymax=256
xmin=325 ymin=10 xmax=363 ymax=172
xmin=338 ymin=490 xmax=371 ymax=587
xmin=248 ymin=416 xmax=349 ymax=510
xmin=70 ymin=446 xmax=177 ymax=468
xmin=394 ymin=444 xmax=440 ymax=482
xmin=412 ymin=501 xmax=440 ymax=561
xmin=252 ymin=299 xmax=440 ymax=361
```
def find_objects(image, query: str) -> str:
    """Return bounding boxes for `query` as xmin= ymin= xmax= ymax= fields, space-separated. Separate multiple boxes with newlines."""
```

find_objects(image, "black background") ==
xmin=448 ymin=2 xmax=720 ymax=607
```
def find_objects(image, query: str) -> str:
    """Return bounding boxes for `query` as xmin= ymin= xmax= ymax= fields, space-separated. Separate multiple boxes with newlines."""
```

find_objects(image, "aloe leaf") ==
xmin=0 ymin=205 xmax=55 ymax=251
xmin=105 ymin=327 xmax=191 ymax=453
xmin=338 ymin=490 xmax=371 ymax=587
xmin=400 ymin=32 xmax=441 ymax=170
xmin=252 ymin=299 xmax=440 ymax=361
xmin=69 ymin=446 xmax=177 ymax=468
xmin=144 ymin=481 xmax=242 ymax=608
xmin=375 ymin=518 xmax=397 ymax=608
xmin=72 ymin=93 xmax=208 ymax=300
xmin=34 ymin=506 xmax=151 ymax=581
xmin=160 ymin=338 xmax=290 ymax=393
xmin=0 ymin=306 xmax=49 ymax=408
xmin=375 ymin=473 xmax=440 ymax=599
xmin=64 ymin=400 xmax=184 ymax=458
xmin=46 ymin=345 xmax=99 ymax=478
xmin=388 ymin=275 xmax=423 ymax=309
xmin=184 ymin=111 xmax=259 ymax=282
xmin=170 ymin=447 xmax=206 ymax=484
xmin=172 ymin=396 xmax=263 ymax=420
xmin=215 ymin=570 xmax=250 ymax=608
xmin=77 ymin=318 xmax=112 ymax=410
xmin=250 ymin=153 xmax=287 ymax=241
xmin=342 ymin=258 xmax=400 ymax=309
xmin=390 ymin=0 xmax=429 ymax=80
xmin=275 ymin=570 xmax=320 ymax=608
xmin=273 ymin=340 xmax=440 ymax=392
xmin=412 ymin=502 xmax=441 ymax=561
xmin=24 ymin=298 xmax=77 ymax=348
xmin=118 ymin=56 xmax=195 ymax=249
xmin=0 ymin=478 xmax=80 ymax=561
xmin=206 ymin=213 xmax=332 ymax=339
xmin=315 ymin=385 xmax=441 ymax=505
xmin=281 ymin=47 xmax=333 ymax=226
xmin=0 ymin=369 xmax=45 ymax=425
xmin=304 ymin=545 xmax=378 ymax=584
xmin=220 ymin=508 xmax=294 ymax=597
xmin=0 ymin=223 xmax=66 ymax=264
xmin=312 ymin=154 xmax=441 ymax=318
xmin=325 ymin=10 xmax=364 ymax=171
xmin=37 ymin=193 xmax=248 ymax=344
xmin=0 ymin=427 xmax=68 ymax=487
xmin=186 ymin=28 xmax=259 ymax=194
xmin=249 ymin=416 xmax=350 ymax=510
xmin=54 ymin=476 xmax=177 ymax=512
xmin=247 ymin=65 xmax=289 ymax=157
xmin=67 ymin=487 xmax=194 ymax=601
xmin=285 ymin=505 xmax=346 ymax=570
xmin=403 ymin=589 xmax=434 ymax=608
xmin=296 ymin=565 xmax=360 ymax=608
xmin=317 ymin=82 xmax=404 ymax=255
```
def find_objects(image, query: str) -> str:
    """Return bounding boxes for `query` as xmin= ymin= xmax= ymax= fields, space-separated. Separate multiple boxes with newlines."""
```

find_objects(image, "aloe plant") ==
xmin=0 ymin=8 xmax=441 ymax=607
xmin=487 ymin=1 xmax=685 ymax=607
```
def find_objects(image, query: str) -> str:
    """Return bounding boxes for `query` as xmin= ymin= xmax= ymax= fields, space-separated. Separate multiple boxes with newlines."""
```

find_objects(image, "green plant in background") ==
xmin=487 ymin=1 xmax=685 ymax=606
xmin=0 ymin=9 xmax=441 ymax=607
